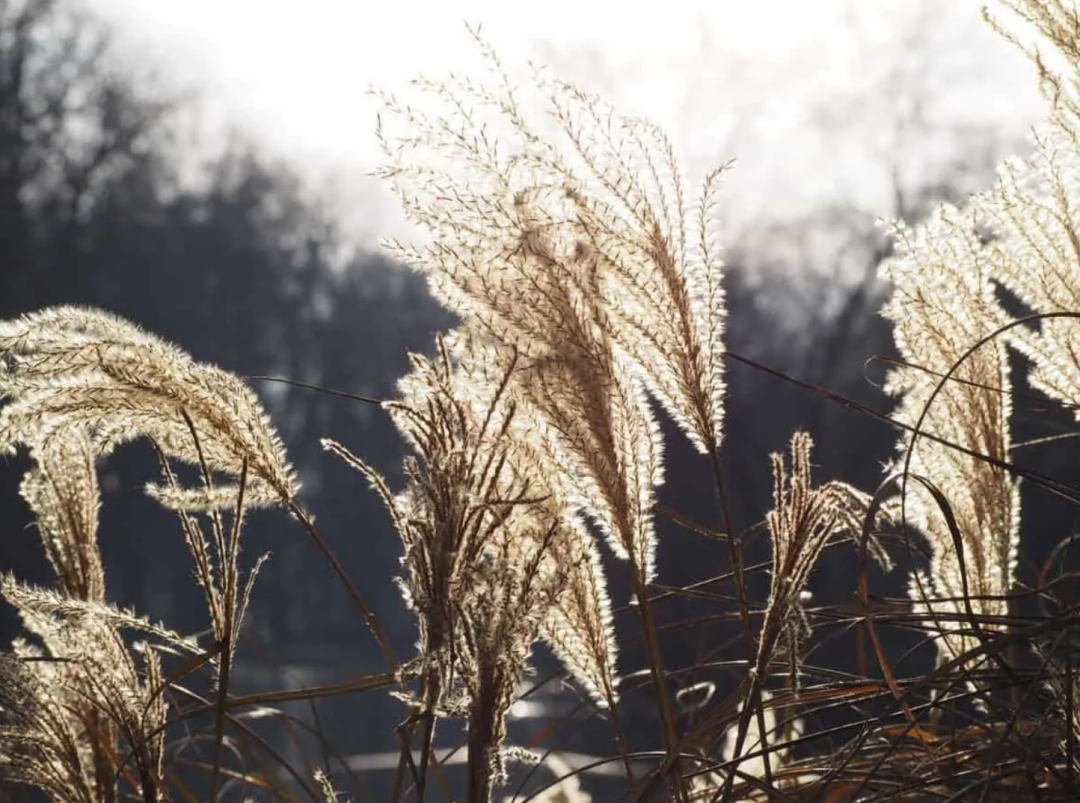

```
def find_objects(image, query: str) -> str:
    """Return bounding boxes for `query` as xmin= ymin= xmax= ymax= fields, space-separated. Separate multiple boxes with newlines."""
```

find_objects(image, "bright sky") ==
xmin=85 ymin=0 xmax=1042 ymax=250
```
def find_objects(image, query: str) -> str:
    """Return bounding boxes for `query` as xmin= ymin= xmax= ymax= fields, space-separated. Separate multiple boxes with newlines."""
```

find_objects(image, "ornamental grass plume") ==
xmin=0 ymin=304 xmax=290 ymax=661
xmin=0 ymin=305 xmax=297 ymax=509
xmin=880 ymin=206 xmax=1019 ymax=672
xmin=0 ymin=579 xmax=197 ymax=803
xmin=757 ymin=431 xmax=892 ymax=688
xmin=0 ymin=305 xmax=294 ymax=802
xmin=18 ymin=430 xmax=104 ymax=603
xmin=325 ymin=335 xmax=618 ymax=801
xmin=372 ymin=25 xmax=730 ymax=585
xmin=879 ymin=0 xmax=1080 ymax=677
xmin=371 ymin=35 xmax=738 ymax=798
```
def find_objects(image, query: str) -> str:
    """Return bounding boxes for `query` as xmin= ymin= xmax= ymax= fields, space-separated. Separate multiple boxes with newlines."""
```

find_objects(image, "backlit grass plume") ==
xmin=0 ymin=579 xmax=197 ymax=803
xmin=758 ymin=431 xmax=891 ymax=687
xmin=373 ymin=27 xmax=730 ymax=584
xmin=880 ymin=208 xmax=1019 ymax=671
xmin=0 ymin=305 xmax=297 ymax=509
xmin=0 ymin=305 xmax=293 ymax=802
xmin=445 ymin=335 xmax=620 ymax=708
xmin=0 ymin=302 xmax=288 ymax=663
xmin=325 ymin=336 xmax=618 ymax=800
xmin=879 ymin=0 xmax=1080 ymax=674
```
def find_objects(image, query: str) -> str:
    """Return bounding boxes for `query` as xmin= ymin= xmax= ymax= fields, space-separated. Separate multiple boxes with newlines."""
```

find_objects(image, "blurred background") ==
xmin=0 ymin=0 xmax=1067 ymax=798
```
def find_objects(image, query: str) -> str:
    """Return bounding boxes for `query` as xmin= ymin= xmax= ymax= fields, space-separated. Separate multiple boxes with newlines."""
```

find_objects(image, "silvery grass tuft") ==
xmin=880 ymin=0 xmax=1080 ymax=683
xmin=0 ymin=305 xmax=295 ymax=801
xmin=367 ymin=25 xmax=747 ymax=801
xmin=324 ymin=337 xmax=618 ymax=801
xmin=372 ymin=27 xmax=729 ymax=585
xmin=880 ymin=207 xmax=1020 ymax=674
xmin=0 ymin=584 xmax=196 ymax=803
xmin=0 ymin=305 xmax=296 ymax=653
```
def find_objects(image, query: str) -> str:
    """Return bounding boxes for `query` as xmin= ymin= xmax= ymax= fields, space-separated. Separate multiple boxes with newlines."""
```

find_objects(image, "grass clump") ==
xmin=4 ymin=2 xmax=1080 ymax=801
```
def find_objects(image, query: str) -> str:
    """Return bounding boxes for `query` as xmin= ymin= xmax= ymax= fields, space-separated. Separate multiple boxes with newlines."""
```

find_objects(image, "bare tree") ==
xmin=0 ymin=0 xmax=171 ymax=310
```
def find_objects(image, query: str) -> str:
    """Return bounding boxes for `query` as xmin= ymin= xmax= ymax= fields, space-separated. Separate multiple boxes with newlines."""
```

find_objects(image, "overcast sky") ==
xmin=83 ymin=0 xmax=1044 ymax=250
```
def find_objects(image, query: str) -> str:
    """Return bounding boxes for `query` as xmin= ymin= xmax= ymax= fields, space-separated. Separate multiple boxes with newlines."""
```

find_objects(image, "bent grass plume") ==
xmin=0 ymin=306 xmax=294 ymax=801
